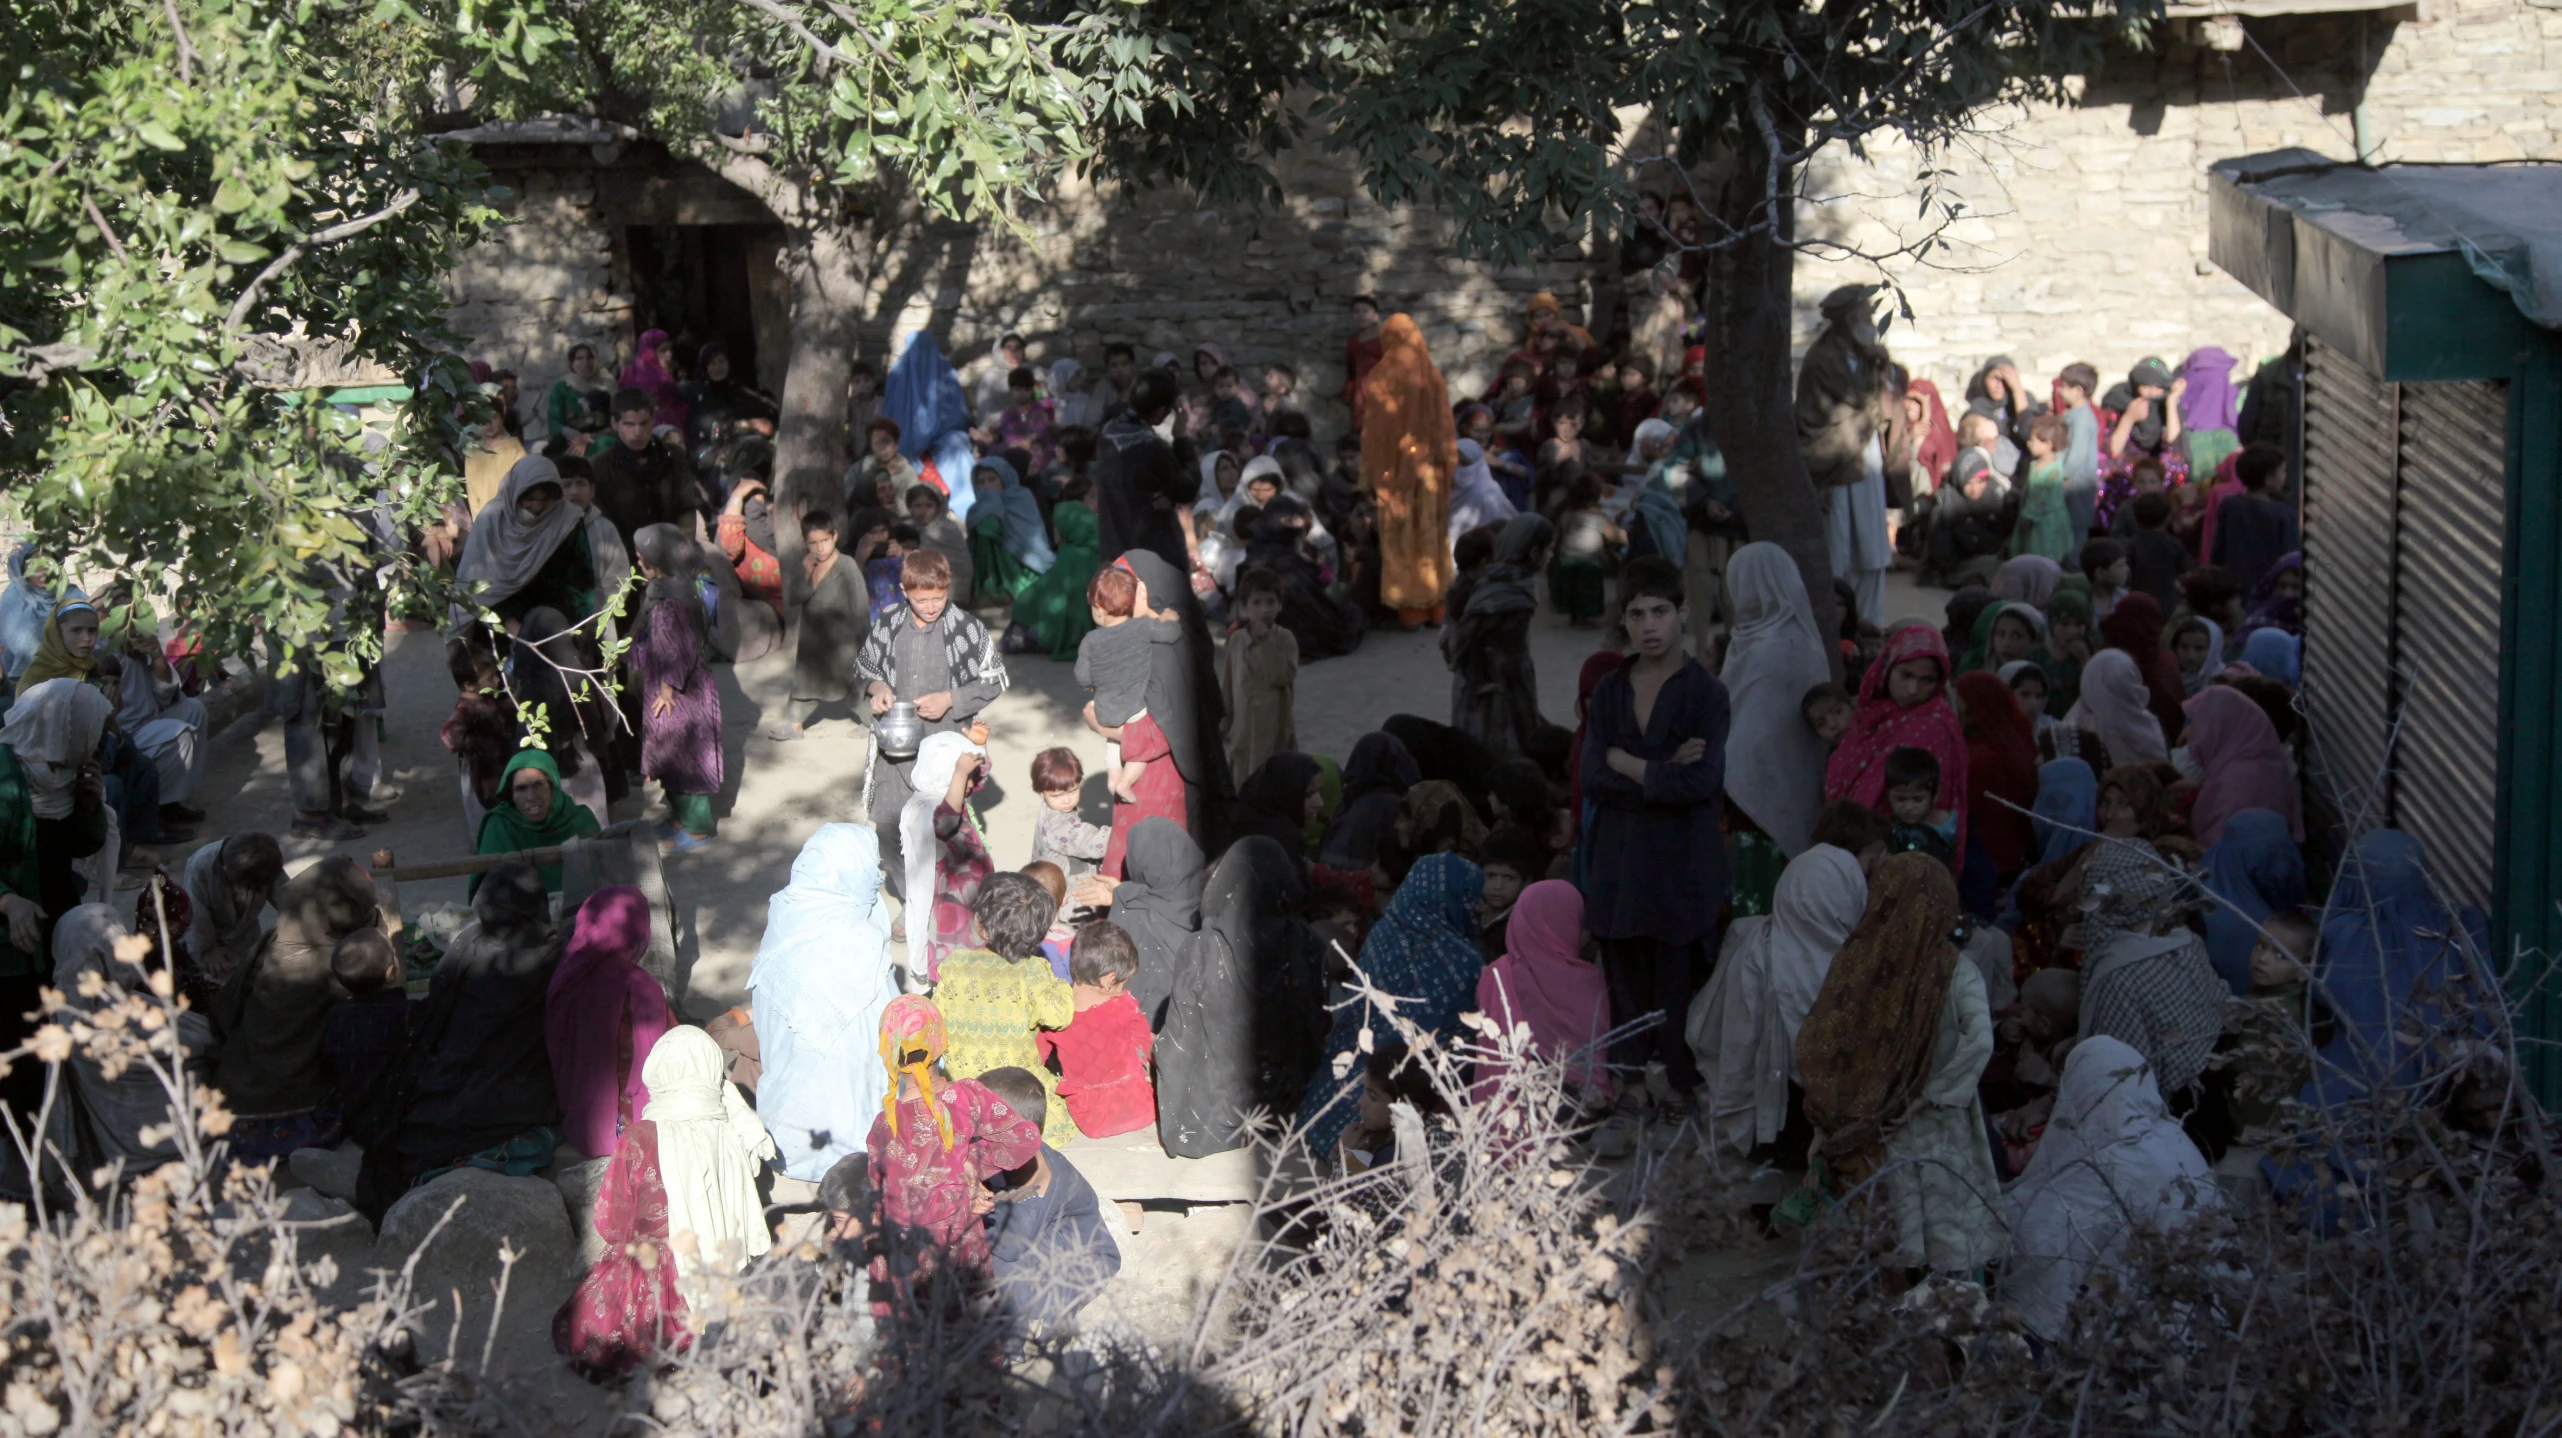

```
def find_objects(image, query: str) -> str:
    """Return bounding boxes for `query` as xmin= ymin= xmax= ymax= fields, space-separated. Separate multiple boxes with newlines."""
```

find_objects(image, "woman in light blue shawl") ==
xmin=745 ymin=824 xmax=898 ymax=1182
xmin=882 ymin=331 xmax=970 ymax=464
xmin=1295 ymin=852 xmax=1486 ymax=1157
xmin=2239 ymin=626 xmax=2300 ymax=686
xmin=2027 ymin=757 xmax=2097 ymax=867
xmin=0 ymin=545 xmax=81 ymax=688
xmin=1446 ymin=439 xmax=1517 ymax=552
xmin=967 ymin=455 xmax=1056 ymax=601
xmin=2199 ymin=807 xmax=2306 ymax=996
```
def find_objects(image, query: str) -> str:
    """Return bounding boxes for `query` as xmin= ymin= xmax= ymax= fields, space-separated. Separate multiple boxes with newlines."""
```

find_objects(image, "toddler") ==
xmin=1800 ymin=681 xmax=1855 ymax=749
xmin=1034 ymin=922 xmax=1156 ymax=1139
xmin=1028 ymin=748 xmax=1110 ymax=882
xmin=1075 ymin=567 xmax=1181 ymax=802
xmin=1881 ymin=745 xmax=1957 ymax=870
xmin=928 ymin=872 xmax=1079 ymax=1144
xmin=1549 ymin=472 xmax=1620 ymax=627
xmin=1022 ymin=861 xmax=1076 ymax=980
xmin=2011 ymin=412 xmax=2076 ymax=564
xmin=972 ymin=1066 xmax=1123 ymax=1339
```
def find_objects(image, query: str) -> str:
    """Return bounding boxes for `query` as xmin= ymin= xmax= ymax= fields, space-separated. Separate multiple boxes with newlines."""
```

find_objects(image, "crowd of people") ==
xmin=0 ymin=259 xmax=2511 ymax=1373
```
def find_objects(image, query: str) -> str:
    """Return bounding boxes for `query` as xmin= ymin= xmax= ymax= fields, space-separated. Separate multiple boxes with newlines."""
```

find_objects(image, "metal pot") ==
xmin=873 ymin=700 xmax=924 ymax=759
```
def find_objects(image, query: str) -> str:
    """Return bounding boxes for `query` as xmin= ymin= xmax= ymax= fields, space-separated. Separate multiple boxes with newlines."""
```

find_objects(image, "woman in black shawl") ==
xmin=1232 ymin=752 xmax=1323 ymax=862
xmin=1081 ymin=817 xmax=1206 ymax=1030
xmin=1155 ymin=837 xmax=1328 ymax=1157
xmin=352 ymin=861 xmax=565 ymax=1221
xmin=1317 ymin=731 xmax=1419 ymax=874
xmin=1439 ymin=513 xmax=1556 ymax=759
xmin=1243 ymin=495 xmax=1365 ymax=661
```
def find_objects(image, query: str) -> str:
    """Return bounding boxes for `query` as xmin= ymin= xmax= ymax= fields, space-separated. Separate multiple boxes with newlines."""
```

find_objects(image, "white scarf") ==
xmin=2 ymin=678 xmax=110 ymax=818
xmin=640 ymin=1027 xmax=776 ymax=1306
xmin=2065 ymin=649 xmax=2169 ymax=764
xmin=898 ymin=730 xmax=986 ymax=972
xmin=454 ymin=456 xmax=581 ymax=614
xmin=1716 ymin=543 xmax=1833 ymax=856
xmin=1689 ymin=844 xmax=1869 ymax=1156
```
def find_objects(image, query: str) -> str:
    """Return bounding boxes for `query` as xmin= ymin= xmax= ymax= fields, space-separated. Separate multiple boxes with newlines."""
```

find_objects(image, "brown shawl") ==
xmin=1795 ymin=853 xmax=1964 ymax=1186
xmin=1359 ymin=314 xmax=1458 ymax=610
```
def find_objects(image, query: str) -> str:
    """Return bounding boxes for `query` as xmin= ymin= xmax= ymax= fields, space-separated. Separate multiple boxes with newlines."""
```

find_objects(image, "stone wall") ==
xmin=445 ymin=0 xmax=2561 ymax=438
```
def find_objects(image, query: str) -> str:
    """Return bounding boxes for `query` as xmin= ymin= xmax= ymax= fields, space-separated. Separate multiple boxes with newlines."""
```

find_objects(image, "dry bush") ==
xmin=0 ymin=926 xmax=508 ymax=1438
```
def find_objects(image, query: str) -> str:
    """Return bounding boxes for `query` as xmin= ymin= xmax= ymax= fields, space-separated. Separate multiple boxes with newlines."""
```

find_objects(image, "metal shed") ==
xmin=2209 ymin=149 xmax=2562 ymax=1101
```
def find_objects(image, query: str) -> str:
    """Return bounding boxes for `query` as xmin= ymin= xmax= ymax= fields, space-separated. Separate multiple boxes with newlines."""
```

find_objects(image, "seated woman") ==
xmin=213 ymin=855 xmax=389 ymax=1161
xmin=474 ymin=748 xmax=602 ymax=896
xmin=1687 ymin=843 xmax=1868 ymax=1158
xmin=1007 ymin=476 xmax=1103 ymax=659
xmin=103 ymin=611 xmax=209 ymax=825
xmin=966 ymin=456 xmax=1055 ymax=604
xmin=353 ymin=861 xmax=566 ymax=1222
xmin=547 ymin=886 xmax=674 ymax=1162
xmin=2009 ymin=763 xmax=2172 ymax=975
xmin=1295 ymin=852 xmax=1485 ymax=1158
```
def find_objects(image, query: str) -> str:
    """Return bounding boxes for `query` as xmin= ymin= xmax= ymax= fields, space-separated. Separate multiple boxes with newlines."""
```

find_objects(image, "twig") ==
xmin=82 ymin=193 xmax=130 ymax=264
xmin=224 ymin=189 xmax=424 ymax=335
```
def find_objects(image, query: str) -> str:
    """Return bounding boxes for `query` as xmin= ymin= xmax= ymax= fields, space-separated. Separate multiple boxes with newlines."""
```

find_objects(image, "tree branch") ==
xmin=729 ymin=0 xmax=856 ymax=69
xmin=82 ymin=193 xmax=129 ymax=264
xmin=223 ymin=189 xmax=422 ymax=336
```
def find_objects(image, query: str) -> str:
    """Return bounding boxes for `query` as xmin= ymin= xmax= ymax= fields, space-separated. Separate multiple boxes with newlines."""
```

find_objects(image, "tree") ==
xmin=0 ymin=0 xmax=498 ymax=684
xmin=1066 ymin=0 xmax=2162 ymax=632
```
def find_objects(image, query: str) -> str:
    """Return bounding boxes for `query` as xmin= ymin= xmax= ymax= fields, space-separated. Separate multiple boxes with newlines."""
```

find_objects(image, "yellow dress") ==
xmin=933 ymin=947 xmax=1080 ymax=1145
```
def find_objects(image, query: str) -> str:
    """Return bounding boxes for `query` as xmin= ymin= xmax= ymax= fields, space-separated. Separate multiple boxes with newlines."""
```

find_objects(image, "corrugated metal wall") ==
xmin=2392 ymin=379 xmax=2509 ymax=913
xmin=2301 ymin=336 xmax=2400 ymax=829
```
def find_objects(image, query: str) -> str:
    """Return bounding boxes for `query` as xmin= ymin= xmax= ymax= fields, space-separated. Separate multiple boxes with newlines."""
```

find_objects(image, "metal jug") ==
xmin=873 ymin=700 xmax=924 ymax=759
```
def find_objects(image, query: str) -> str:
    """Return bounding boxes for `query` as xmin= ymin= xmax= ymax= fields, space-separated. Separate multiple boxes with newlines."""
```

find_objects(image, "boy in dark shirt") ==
xmin=1577 ymin=556 xmax=1728 ymax=1118
xmin=1881 ymin=746 xmax=1957 ymax=872
xmin=1474 ymin=825 xmax=1543 ymax=962
xmin=322 ymin=928 xmax=410 ymax=1111
xmin=2122 ymin=490 xmax=2192 ymax=612
xmin=972 ymin=1066 xmax=1122 ymax=1339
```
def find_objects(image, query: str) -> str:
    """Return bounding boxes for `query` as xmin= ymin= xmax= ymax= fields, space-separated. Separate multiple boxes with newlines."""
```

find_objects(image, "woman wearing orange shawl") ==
xmin=1360 ymin=314 xmax=1461 ymax=626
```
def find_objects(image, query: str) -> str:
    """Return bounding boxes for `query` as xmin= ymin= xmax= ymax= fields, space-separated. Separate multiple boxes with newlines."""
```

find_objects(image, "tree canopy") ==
xmin=0 ymin=0 xmax=497 ymax=681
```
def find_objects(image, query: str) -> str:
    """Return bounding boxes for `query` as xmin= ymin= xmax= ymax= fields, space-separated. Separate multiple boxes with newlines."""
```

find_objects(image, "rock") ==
xmin=289 ymin=1144 xmax=361 ymax=1200
xmin=282 ymin=1189 xmax=378 ymax=1307
xmin=552 ymin=1156 xmax=612 ymax=1270
xmin=376 ymin=1168 xmax=580 ymax=1361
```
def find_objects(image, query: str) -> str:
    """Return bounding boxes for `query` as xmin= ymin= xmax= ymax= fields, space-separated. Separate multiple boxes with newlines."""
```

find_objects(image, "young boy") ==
xmin=2054 ymin=361 xmax=2103 ymax=536
xmin=1219 ymin=568 xmax=1299 ymax=781
xmin=1034 ymin=922 xmax=1155 ymax=1139
xmin=971 ymin=1066 xmax=1123 ymax=1339
xmin=1475 ymin=824 xmax=1543 ymax=961
xmin=2209 ymin=442 xmax=2301 ymax=596
xmin=1076 ymin=567 xmax=1181 ymax=803
xmin=1881 ymin=745 xmax=1957 ymax=870
xmin=2123 ymin=491 xmax=2191 ymax=612
xmin=1578 ymin=556 xmax=1727 ymax=1117
xmin=1800 ymin=681 xmax=1855 ymax=750
xmin=2216 ymin=910 xmax=2324 ymax=1144
xmin=1610 ymin=356 xmax=1660 ymax=444
xmin=322 ymin=928 xmax=411 ymax=1110
xmin=931 ymin=873 xmax=1079 ymax=1144
xmin=1028 ymin=748 xmax=1110 ymax=881
xmin=772 ymin=509 xmax=871 ymax=741
xmin=2108 ymin=458 xmax=2171 ymax=539
xmin=2077 ymin=537 xmax=2130 ymax=621
xmin=1210 ymin=366 xmax=1256 ymax=440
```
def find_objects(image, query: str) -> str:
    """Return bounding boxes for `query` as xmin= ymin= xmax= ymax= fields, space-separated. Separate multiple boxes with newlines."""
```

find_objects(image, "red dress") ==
xmin=1036 ymin=993 xmax=1157 ymax=1138
xmin=866 ymin=1078 xmax=1041 ymax=1280
xmin=553 ymin=1122 xmax=689 ymax=1373
xmin=1100 ymin=713 xmax=1188 ymax=877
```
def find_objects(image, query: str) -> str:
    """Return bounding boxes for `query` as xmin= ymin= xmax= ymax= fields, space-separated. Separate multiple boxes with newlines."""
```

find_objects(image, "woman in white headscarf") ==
xmin=1446 ymin=438 xmax=1518 ymax=552
xmin=899 ymin=729 xmax=992 ymax=979
xmin=1049 ymin=358 xmax=1097 ymax=431
xmin=1717 ymin=542 xmax=1833 ymax=909
xmin=1999 ymin=1035 xmax=2216 ymax=1342
xmin=2065 ymin=648 xmax=2169 ymax=765
xmin=748 ymin=824 xmax=898 ymax=1182
xmin=453 ymin=455 xmax=588 ymax=625
xmin=1687 ymin=844 xmax=1868 ymax=1157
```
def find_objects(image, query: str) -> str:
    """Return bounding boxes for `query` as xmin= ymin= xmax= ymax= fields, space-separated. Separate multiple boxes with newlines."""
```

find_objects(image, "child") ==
xmin=322 ymin=929 xmax=410 ymax=1113
xmin=774 ymin=509 xmax=869 ymax=741
xmin=1475 ymin=824 xmax=1542 ymax=962
xmin=1210 ymin=366 xmax=1255 ymax=439
xmin=904 ymin=486 xmax=975 ymax=608
xmin=1579 ymin=556 xmax=1726 ymax=1116
xmin=630 ymin=525 xmax=722 ymax=851
xmin=1028 ymin=748 xmax=1110 ymax=886
xmin=1220 ymin=569 xmax=1300 ymax=781
xmin=1881 ymin=745 xmax=1957 ymax=870
xmin=929 ymin=872 xmax=1080 ymax=1144
xmin=2077 ymin=537 xmax=2129 ymax=622
xmin=1822 ymin=623 xmax=1967 ymax=862
xmin=2124 ymin=491 xmax=2191 ymax=612
xmin=1489 ymin=358 xmax=1540 ymax=456
xmin=1549 ymin=473 xmax=1619 ymax=627
xmin=2028 ymin=587 xmax=2092 ymax=717
xmin=1261 ymin=362 xmax=1301 ymax=426
xmin=2054 ymin=361 xmax=2103 ymax=536
xmin=859 ymin=518 xmax=908 ymax=623
xmin=867 ymin=996 xmax=1042 ymax=1283
xmin=1034 ymin=922 xmax=1156 ymax=1139
xmin=438 ymin=630 xmax=517 ymax=840
xmin=1807 ymin=797 xmax=1893 ymax=876
xmin=1076 ymin=567 xmax=1182 ymax=805
xmin=1021 ymin=860 xmax=1078 ymax=980
xmin=2011 ymin=413 xmax=2076 ymax=563
xmin=971 ymin=1066 xmax=1123 ymax=1337
xmin=1611 ymin=356 xmax=1660 ymax=444
xmin=2215 ymin=910 xmax=2324 ymax=1144
xmin=1800 ymin=681 xmax=1855 ymax=749
xmin=2109 ymin=458 xmax=2171 ymax=539
xmin=2001 ymin=661 xmax=2077 ymax=763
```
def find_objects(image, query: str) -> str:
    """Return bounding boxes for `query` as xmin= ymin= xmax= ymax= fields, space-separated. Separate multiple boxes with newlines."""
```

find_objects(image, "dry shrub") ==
xmin=0 ymin=927 xmax=502 ymax=1437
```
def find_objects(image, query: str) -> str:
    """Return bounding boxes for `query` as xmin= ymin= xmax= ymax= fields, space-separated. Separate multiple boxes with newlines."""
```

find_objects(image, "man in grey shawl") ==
xmin=1794 ymin=284 xmax=1895 ymax=626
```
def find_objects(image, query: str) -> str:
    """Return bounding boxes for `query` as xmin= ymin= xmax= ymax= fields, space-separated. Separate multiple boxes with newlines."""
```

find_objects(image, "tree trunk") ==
xmin=1697 ymin=126 xmax=1841 ymax=671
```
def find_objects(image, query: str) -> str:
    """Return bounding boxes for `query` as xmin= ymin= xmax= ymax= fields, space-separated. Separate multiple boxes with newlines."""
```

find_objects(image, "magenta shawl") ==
xmin=546 ymin=886 xmax=673 ymax=1160
xmin=1824 ymin=623 xmax=1970 ymax=854
xmin=2184 ymin=685 xmax=2303 ymax=847
xmin=619 ymin=329 xmax=688 ymax=433
xmin=1475 ymin=880 xmax=1611 ymax=1098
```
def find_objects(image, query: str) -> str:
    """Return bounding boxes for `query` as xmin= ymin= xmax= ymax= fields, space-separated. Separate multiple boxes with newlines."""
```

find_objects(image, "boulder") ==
xmin=289 ymin=1144 xmax=361 ymax=1201
xmin=281 ymin=1189 xmax=377 ymax=1307
xmin=376 ymin=1168 xmax=580 ymax=1362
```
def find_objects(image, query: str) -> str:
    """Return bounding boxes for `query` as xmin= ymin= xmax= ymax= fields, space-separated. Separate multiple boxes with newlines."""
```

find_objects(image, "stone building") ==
xmin=445 ymin=0 xmax=2560 ymax=436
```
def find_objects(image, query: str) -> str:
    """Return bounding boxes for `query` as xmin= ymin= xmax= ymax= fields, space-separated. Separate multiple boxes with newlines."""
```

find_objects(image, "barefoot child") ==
xmin=1219 ymin=569 xmax=1299 ymax=780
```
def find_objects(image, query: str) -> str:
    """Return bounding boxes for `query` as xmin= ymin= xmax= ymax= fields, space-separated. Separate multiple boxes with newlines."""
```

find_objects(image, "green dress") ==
xmin=473 ymin=748 xmax=602 ymax=894
xmin=1010 ymin=502 xmax=1103 ymax=660
xmin=2010 ymin=460 xmax=2077 ymax=564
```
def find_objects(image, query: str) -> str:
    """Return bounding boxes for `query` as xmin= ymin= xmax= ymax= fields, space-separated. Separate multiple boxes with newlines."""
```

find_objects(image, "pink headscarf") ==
xmin=1474 ymin=880 xmax=1611 ymax=1100
xmin=1824 ymin=623 xmax=1969 ymax=855
xmin=2184 ymin=685 xmax=2303 ymax=847
xmin=619 ymin=328 xmax=687 ymax=432
xmin=545 ymin=886 xmax=673 ymax=1160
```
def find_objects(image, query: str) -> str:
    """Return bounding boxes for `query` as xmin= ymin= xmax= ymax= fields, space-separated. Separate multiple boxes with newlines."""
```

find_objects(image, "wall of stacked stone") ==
xmin=445 ymin=0 xmax=2559 ymax=439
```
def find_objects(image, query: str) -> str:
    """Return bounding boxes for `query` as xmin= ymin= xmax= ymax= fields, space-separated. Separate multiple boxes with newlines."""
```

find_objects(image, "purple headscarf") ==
xmin=2179 ymin=347 xmax=2241 ymax=433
